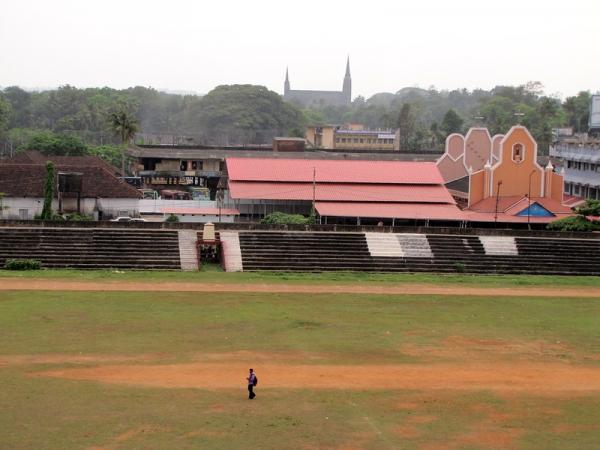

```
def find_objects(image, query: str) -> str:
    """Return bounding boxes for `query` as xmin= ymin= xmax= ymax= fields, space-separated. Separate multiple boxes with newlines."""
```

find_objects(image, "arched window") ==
xmin=512 ymin=143 xmax=524 ymax=163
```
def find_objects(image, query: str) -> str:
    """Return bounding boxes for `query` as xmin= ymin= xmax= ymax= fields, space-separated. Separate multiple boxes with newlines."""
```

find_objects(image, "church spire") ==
xmin=343 ymin=56 xmax=351 ymax=104
xmin=284 ymin=66 xmax=290 ymax=95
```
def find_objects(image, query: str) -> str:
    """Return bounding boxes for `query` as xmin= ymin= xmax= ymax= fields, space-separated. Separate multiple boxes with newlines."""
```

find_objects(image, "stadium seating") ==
xmin=0 ymin=227 xmax=182 ymax=270
xmin=235 ymin=231 xmax=600 ymax=275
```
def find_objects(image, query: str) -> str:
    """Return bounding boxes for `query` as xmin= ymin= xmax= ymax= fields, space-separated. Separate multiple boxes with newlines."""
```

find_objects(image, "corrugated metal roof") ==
xmin=226 ymin=158 xmax=443 ymax=184
xmin=315 ymin=202 xmax=465 ymax=221
xmin=229 ymin=181 xmax=455 ymax=203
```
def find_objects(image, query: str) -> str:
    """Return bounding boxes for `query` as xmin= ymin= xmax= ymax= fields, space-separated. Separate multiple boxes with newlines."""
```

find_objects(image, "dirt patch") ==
xmin=1 ymin=278 xmax=598 ymax=298
xmin=36 ymin=361 xmax=600 ymax=394
xmin=0 ymin=353 xmax=167 ymax=366
xmin=396 ymin=424 xmax=421 ymax=438
xmin=400 ymin=336 xmax=579 ymax=362
xmin=454 ymin=427 xmax=524 ymax=449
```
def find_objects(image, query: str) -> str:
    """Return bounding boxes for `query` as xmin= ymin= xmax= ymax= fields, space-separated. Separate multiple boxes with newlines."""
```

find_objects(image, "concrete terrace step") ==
xmin=0 ymin=228 xmax=183 ymax=270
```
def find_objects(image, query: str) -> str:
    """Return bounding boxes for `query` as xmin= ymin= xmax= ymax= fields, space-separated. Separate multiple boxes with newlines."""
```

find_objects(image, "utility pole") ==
xmin=311 ymin=166 xmax=316 ymax=221
xmin=514 ymin=112 xmax=525 ymax=124
xmin=494 ymin=180 xmax=503 ymax=226
xmin=527 ymin=170 xmax=536 ymax=230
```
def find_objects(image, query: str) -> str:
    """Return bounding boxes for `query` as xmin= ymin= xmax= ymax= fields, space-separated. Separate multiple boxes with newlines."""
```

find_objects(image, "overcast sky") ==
xmin=1 ymin=0 xmax=598 ymax=99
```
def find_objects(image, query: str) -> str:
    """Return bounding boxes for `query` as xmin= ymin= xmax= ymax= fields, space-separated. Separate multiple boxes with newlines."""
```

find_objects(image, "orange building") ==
xmin=437 ymin=126 xmax=573 ymax=224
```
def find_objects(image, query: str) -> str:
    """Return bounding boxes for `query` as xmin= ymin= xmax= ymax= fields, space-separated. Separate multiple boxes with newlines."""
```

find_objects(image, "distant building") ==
xmin=550 ymin=134 xmax=600 ymax=200
xmin=283 ymin=58 xmax=351 ymax=107
xmin=305 ymin=124 xmax=400 ymax=151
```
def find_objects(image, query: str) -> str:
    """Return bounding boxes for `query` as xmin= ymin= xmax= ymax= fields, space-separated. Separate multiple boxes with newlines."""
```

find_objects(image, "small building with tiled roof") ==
xmin=0 ymin=151 xmax=141 ymax=220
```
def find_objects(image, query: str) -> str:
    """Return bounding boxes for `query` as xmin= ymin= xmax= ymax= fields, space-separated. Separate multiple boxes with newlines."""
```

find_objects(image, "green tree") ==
xmin=396 ymin=103 xmax=414 ymax=150
xmin=440 ymin=108 xmax=464 ymax=136
xmin=17 ymin=130 xmax=88 ymax=156
xmin=0 ymin=96 xmax=11 ymax=139
xmin=109 ymin=109 xmax=139 ymax=177
xmin=188 ymin=85 xmax=304 ymax=145
xmin=41 ymin=161 xmax=55 ymax=220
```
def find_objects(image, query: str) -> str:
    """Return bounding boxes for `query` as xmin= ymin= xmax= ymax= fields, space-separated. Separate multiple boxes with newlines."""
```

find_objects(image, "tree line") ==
xmin=0 ymin=82 xmax=593 ymax=159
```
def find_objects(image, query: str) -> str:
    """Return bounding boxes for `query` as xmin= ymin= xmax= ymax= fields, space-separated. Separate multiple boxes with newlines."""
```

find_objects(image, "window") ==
xmin=19 ymin=209 xmax=28 ymax=220
xmin=583 ymin=163 xmax=589 ymax=171
xmin=591 ymin=164 xmax=596 ymax=172
xmin=574 ymin=185 xmax=580 ymax=195
xmin=567 ymin=160 xmax=573 ymax=168
xmin=512 ymin=143 xmax=524 ymax=163
xmin=564 ymin=182 xmax=570 ymax=194
xmin=353 ymin=138 xmax=358 ymax=143
xmin=359 ymin=138 xmax=364 ymax=143
xmin=335 ymin=138 xmax=340 ymax=143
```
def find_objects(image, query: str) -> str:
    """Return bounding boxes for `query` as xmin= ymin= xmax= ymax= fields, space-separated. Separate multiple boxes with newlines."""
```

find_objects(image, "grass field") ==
xmin=1 ymin=272 xmax=600 ymax=449
xmin=2 ymin=266 xmax=600 ymax=287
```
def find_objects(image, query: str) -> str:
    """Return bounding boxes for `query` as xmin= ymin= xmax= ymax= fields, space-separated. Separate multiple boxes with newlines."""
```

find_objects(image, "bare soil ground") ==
xmin=1 ymin=278 xmax=599 ymax=297
xmin=33 ymin=360 xmax=600 ymax=394
xmin=0 ymin=350 xmax=595 ymax=395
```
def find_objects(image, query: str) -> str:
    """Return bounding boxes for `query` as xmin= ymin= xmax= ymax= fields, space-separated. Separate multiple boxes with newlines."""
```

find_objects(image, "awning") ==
xmin=315 ymin=202 xmax=465 ymax=221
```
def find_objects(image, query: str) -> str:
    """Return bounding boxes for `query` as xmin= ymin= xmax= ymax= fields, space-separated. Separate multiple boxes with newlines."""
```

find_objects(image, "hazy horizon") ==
xmin=1 ymin=0 xmax=599 ymax=99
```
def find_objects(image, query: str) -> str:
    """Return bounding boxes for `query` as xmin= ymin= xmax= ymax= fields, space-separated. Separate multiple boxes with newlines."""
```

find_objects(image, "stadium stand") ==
xmin=233 ymin=231 xmax=600 ymax=275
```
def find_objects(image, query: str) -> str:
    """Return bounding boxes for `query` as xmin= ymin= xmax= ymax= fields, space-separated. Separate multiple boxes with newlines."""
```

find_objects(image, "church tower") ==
xmin=284 ymin=67 xmax=290 ymax=96
xmin=342 ymin=56 xmax=352 ymax=104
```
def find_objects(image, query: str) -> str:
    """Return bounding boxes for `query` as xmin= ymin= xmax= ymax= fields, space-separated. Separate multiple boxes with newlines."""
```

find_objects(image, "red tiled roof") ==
xmin=0 ymin=164 xmax=141 ymax=199
xmin=229 ymin=181 xmax=455 ymax=203
xmin=226 ymin=158 xmax=444 ymax=184
xmin=315 ymin=202 xmax=465 ymax=221
xmin=468 ymin=196 xmax=573 ymax=215
xmin=6 ymin=150 xmax=120 ymax=175
xmin=161 ymin=207 xmax=239 ymax=215
xmin=463 ymin=211 xmax=574 ymax=224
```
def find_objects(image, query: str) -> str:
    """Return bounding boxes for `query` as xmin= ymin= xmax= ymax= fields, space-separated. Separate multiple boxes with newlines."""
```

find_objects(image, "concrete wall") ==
xmin=0 ymin=197 xmax=139 ymax=220
xmin=165 ymin=213 xmax=236 ymax=223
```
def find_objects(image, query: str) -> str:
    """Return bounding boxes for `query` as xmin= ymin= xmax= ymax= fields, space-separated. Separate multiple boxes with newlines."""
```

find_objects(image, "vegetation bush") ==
xmin=65 ymin=213 xmax=92 ymax=221
xmin=4 ymin=259 xmax=42 ymax=270
xmin=547 ymin=200 xmax=600 ymax=232
xmin=260 ymin=212 xmax=312 ymax=225
xmin=547 ymin=215 xmax=600 ymax=232
xmin=453 ymin=262 xmax=466 ymax=273
xmin=165 ymin=214 xmax=179 ymax=223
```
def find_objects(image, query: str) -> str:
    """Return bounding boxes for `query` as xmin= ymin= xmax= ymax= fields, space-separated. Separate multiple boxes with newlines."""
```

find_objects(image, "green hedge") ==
xmin=4 ymin=259 xmax=42 ymax=270
xmin=261 ymin=212 xmax=313 ymax=225
xmin=546 ymin=216 xmax=600 ymax=232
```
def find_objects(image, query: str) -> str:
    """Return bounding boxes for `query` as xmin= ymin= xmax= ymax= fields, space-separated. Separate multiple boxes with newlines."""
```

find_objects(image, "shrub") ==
xmin=4 ymin=259 xmax=42 ymax=270
xmin=65 ymin=213 xmax=92 ymax=221
xmin=165 ymin=214 xmax=179 ymax=223
xmin=261 ymin=212 xmax=312 ymax=225
xmin=547 ymin=216 xmax=600 ymax=232
xmin=453 ymin=262 xmax=466 ymax=273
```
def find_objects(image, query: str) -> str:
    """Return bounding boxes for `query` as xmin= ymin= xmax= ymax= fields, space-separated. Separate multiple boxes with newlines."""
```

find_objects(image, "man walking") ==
xmin=246 ymin=368 xmax=257 ymax=399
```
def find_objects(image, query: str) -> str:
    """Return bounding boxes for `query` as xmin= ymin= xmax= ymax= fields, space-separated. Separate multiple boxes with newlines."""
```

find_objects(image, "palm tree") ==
xmin=109 ymin=109 xmax=139 ymax=178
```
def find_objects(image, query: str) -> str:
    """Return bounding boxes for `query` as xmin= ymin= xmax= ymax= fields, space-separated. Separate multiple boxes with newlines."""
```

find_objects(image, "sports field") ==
xmin=1 ymin=269 xmax=599 ymax=449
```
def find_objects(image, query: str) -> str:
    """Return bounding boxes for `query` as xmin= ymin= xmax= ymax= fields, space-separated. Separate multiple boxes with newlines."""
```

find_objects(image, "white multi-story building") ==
xmin=550 ymin=135 xmax=600 ymax=200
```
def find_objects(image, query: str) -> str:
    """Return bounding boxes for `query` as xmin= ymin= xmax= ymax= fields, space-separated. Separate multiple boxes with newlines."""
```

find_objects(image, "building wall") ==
xmin=0 ymin=197 xmax=139 ymax=220
xmin=490 ymin=127 xmax=544 ymax=197
xmin=469 ymin=171 xmax=486 ymax=206
xmin=165 ymin=213 xmax=236 ymax=223
xmin=333 ymin=132 xmax=398 ymax=150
